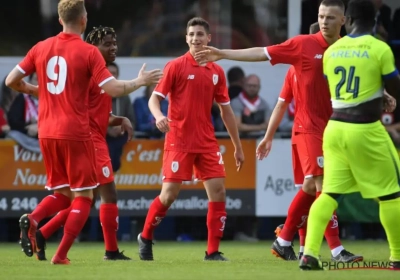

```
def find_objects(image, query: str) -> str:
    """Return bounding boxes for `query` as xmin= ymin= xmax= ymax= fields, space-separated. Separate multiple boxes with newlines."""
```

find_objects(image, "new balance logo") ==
xmin=187 ymin=75 xmax=195 ymax=80
xmin=71 ymin=209 xmax=81 ymax=213
xmin=314 ymin=54 xmax=323 ymax=59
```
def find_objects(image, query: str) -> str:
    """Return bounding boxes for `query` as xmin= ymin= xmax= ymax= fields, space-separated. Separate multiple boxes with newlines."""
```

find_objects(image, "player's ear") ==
xmin=207 ymin=33 xmax=211 ymax=43
xmin=58 ymin=17 xmax=63 ymax=26
xmin=341 ymin=16 xmax=346 ymax=26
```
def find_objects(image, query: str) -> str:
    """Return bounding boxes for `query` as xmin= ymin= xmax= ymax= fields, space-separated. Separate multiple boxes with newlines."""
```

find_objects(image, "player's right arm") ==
xmin=256 ymin=69 xmax=293 ymax=160
xmin=194 ymin=37 xmax=301 ymax=66
xmin=101 ymin=63 xmax=163 ymax=98
xmin=88 ymin=48 xmax=162 ymax=98
xmin=5 ymin=45 xmax=39 ymax=96
xmin=149 ymin=61 xmax=176 ymax=133
xmin=380 ymin=46 xmax=400 ymax=99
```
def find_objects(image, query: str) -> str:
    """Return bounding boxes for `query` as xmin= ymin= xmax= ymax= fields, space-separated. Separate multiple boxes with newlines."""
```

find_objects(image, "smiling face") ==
xmin=97 ymin=34 xmax=117 ymax=64
xmin=186 ymin=25 xmax=211 ymax=54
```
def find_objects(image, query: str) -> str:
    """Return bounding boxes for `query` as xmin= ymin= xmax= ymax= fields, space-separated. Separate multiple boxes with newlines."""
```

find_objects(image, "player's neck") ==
xmin=349 ymin=27 xmax=372 ymax=37
xmin=62 ymin=26 xmax=83 ymax=36
xmin=190 ymin=50 xmax=207 ymax=67
xmin=323 ymin=35 xmax=339 ymax=46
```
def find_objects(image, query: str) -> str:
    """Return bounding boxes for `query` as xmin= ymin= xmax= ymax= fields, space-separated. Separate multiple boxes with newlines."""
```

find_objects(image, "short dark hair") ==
xmin=227 ymin=67 xmax=245 ymax=84
xmin=346 ymin=0 xmax=376 ymax=27
xmin=309 ymin=22 xmax=320 ymax=34
xmin=320 ymin=0 xmax=345 ymax=11
xmin=187 ymin=17 xmax=210 ymax=33
xmin=107 ymin=62 xmax=119 ymax=76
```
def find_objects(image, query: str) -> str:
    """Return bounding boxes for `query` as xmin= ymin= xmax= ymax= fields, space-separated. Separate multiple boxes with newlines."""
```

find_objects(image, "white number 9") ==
xmin=46 ymin=56 xmax=67 ymax=94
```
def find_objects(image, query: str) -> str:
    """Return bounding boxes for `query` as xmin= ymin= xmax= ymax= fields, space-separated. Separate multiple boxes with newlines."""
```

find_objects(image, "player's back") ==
xmin=24 ymin=33 xmax=112 ymax=141
xmin=324 ymin=35 xmax=392 ymax=110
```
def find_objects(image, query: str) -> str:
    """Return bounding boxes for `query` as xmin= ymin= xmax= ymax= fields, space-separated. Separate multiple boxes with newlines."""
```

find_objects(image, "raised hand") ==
xmin=194 ymin=46 xmax=223 ymax=64
xmin=138 ymin=63 xmax=163 ymax=86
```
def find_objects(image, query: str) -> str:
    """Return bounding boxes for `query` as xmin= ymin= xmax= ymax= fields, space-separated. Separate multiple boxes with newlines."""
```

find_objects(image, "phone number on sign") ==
xmin=0 ymin=197 xmax=38 ymax=211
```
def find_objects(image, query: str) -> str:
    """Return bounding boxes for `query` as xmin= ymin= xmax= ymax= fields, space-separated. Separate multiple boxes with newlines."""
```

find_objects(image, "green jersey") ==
xmin=323 ymin=34 xmax=398 ymax=109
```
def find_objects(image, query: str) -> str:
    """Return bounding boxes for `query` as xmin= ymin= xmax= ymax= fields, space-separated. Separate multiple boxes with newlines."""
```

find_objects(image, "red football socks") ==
xmin=207 ymin=202 xmax=227 ymax=255
xmin=54 ymin=196 xmax=92 ymax=260
xmin=30 ymin=193 xmax=71 ymax=225
xmin=40 ymin=206 xmax=71 ymax=239
xmin=278 ymin=189 xmax=315 ymax=243
xmin=142 ymin=196 xmax=169 ymax=240
xmin=100 ymin=203 xmax=119 ymax=252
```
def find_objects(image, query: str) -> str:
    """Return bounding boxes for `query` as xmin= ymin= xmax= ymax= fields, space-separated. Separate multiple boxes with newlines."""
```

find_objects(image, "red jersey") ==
xmin=17 ymin=32 xmax=113 ymax=141
xmin=265 ymin=32 xmax=332 ymax=134
xmin=154 ymin=52 xmax=230 ymax=153
xmin=279 ymin=65 xmax=296 ymax=104
xmin=88 ymin=78 xmax=112 ymax=143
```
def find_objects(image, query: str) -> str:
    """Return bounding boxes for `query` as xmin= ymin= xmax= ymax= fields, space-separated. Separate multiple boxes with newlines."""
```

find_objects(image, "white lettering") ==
xmin=13 ymin=169 xmax=47 ymax=186
xmin=13 ymin=146 xmax=43 ymax=162
xmin=95 ymin=196 xmax=243 ymax=211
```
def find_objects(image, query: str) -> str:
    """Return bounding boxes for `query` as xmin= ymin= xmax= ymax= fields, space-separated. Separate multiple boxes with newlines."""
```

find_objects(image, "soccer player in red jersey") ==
xmin=137 ymin=17 xmax=245 ymax=261
xmin=5 ymin=0 xmax=162 ymax=264
xmin=34 ymin=26 xmax=132 ymax=261
xmin=195 ymin=0 xmax=363 ymax=262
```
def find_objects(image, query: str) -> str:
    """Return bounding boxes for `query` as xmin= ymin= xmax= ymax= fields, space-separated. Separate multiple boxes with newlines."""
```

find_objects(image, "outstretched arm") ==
xmin=194 ymin=46 xmax=268 ymax=63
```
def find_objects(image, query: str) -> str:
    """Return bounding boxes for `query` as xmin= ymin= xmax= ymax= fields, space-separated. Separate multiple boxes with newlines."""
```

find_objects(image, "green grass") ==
xmin=1 ymin=240 xmax=399 ymax=280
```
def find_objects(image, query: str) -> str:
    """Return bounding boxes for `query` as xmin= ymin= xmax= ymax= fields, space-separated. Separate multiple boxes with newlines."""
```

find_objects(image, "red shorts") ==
xmin=291 ymin=133 xmax=323 ymax=186
xmin=40 ymin=139 xmax=98 ymax=191
xmin=94 ymin=139 xmax=114 ymax=185
xmin=162 ymin=150 xmax=226 ymax=182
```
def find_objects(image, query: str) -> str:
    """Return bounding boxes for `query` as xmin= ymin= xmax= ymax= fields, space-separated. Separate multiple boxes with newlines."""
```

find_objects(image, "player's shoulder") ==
xmin=369 ymin=36 xmax=392 ymax=51
xmin=287 ymin=65 xmax=296 ymax=75
xmin=288 ymin=34 xmax=311 ymax=44
xmin=163 ymin=55 xmax=185 ymax=70
xmin=209 ymin=62 xmax=225 ymax=74
xmin=169 ymin=55 xmax=187 ymax=65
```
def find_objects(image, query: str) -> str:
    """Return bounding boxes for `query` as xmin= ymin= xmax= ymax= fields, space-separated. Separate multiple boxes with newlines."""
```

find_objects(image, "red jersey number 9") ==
xmin=46 ymin=56 xmax=67 ymax=95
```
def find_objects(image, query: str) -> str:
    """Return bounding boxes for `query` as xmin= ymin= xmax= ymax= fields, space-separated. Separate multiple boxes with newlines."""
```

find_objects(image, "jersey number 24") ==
xmin=334 ymin=66 xmax=360 ymax=100
xmin=46 ymin=56 xmax=67 ymax=95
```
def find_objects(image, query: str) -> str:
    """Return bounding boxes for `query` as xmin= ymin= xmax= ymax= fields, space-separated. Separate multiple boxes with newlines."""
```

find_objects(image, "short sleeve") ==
xmin=214 ymin=69 xmax=230 ymax=105
xmin=278 ymin=68 xmax=294 ymax=103
xmin=380 ymin=46 xmax=399 ymax=80
xmin=89 ymin=47 xmax=114 ymax=87
xmin=17 ymin=44 xmax=38 ymax=76
xmin=264 ymin=36 xmax=302 ymax=66
xmin=230 ymin=98 xmax=243 ymax=117
xmin=153 ymin=61 xmax=176 ymax=98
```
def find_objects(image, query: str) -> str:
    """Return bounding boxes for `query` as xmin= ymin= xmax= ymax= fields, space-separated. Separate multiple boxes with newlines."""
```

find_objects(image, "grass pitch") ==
xmin=1 ymin=240 xmax=398 ymax=280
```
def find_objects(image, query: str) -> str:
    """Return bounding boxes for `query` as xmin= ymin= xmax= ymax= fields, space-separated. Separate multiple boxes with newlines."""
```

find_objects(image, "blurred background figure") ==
xmin=133 ymin=84 xmax=168 ymax=139
xmin=106 ymin=62 xmax=135 ymax=172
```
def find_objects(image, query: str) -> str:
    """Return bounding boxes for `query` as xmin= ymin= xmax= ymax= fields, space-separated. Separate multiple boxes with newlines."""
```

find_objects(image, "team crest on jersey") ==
xmin=213 ymin=74 xmax=218 ymax=85
xmin=317 ymin=156 xmax=324 ymax=168
xmin=102 ymin=166 xmax=110 ymax=178
xmin=171 ymin=161 xmax=179 ymax=173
